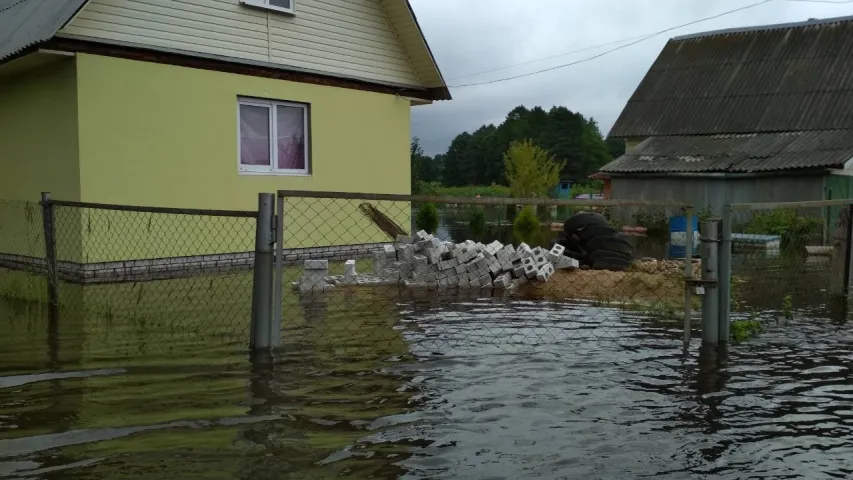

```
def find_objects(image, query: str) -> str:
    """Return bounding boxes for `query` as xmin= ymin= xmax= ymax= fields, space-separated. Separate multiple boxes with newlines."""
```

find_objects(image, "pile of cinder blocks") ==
xmin=295 ymin=231 xmax=580 ymax=293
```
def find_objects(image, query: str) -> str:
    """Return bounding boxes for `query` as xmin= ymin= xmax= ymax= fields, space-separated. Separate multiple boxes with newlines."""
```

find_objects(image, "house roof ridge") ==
xmin=672 ymin=14 xmax=853 ymax=42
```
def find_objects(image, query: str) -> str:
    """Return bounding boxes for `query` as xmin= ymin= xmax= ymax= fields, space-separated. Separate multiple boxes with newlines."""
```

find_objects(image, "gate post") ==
xmin=718 ymin=206 xmax=734 ymax=343
xmin=700 ymin=220 xmax=720 ymax=345
xmin=250 ymin=193 xmax=275 ymax=350
xmin=40 ymin=192 xmax=59 ymax=307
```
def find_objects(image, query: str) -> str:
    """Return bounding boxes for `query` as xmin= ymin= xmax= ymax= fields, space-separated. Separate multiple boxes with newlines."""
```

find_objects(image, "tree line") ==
xmin=411 ymin=105 xmax=626 ymax=192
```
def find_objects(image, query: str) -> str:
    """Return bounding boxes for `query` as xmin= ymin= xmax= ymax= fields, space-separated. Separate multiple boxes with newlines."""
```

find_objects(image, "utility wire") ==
xmin=448 ymin=0 xmax=775 ymax=88
xmin=449 ymin=0 xmax=853 ymax=82
xmin=447 ymin=33 xmax=654 ymax=81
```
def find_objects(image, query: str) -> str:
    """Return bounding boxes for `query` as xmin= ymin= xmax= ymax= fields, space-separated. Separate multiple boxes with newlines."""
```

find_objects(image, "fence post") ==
xmin=250 ymin=193 xmax=275 ymax=350
xmin=718 ymin=206 xmax=733 ymax=343
xmin=683 ymin=207 xmax=695 ymax=346
xmin=844 ymin=205 xmax=853 ymax=301
xmin=700 ymin=220 xmax=720 ymax=345
xmin=271 ymin=195 xmax=284 ymax=347
xmin=40 ymin=192 xmax=59 ymax=307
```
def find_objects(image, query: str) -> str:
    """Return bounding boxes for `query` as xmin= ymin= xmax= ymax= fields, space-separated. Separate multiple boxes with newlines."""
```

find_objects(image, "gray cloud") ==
xmin=410 ymin=0 xmax=853 ymax=156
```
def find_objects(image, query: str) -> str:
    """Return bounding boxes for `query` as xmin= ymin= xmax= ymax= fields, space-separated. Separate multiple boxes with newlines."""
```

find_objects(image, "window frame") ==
xmin=240 ymin=0 xmax=295 ymax=15
xmin=237 ymin=97 xmax=311 ymax=176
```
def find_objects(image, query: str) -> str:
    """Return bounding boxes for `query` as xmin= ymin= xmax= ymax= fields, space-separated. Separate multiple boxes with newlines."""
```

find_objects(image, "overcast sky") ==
xmin=408 ymin=0 xmax=853 ymax=156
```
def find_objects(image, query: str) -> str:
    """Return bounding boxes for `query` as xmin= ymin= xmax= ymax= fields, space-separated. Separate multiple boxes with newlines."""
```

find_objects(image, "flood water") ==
xmin=2 ymin=264 xmax=853 ymax=478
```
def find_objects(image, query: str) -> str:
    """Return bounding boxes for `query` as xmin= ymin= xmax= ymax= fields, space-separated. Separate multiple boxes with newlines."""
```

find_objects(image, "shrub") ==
xmin=633 ymin=209 xmax=669 ymax=235
xmin=744 ymin=208 xmax=822 ymax=248
xmin=513 ymin=206 xmax=540 ymax=245
xmin=504 ymin=140 xmax=565 ymax=199
xmin=433 ymin=184 xmax=511 ymax=198
xmin=415 ymin=203 xmax=439 ymax=234
xmin=468 ymin=207 xmax=486 ymax=238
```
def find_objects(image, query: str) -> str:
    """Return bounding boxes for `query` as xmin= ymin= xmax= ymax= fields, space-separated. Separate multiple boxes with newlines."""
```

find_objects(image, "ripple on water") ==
xmin=3 ymin=294 xmax=853 ymax=478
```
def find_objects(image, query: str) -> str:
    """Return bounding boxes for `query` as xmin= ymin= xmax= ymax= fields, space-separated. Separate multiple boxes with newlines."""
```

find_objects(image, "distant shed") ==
xmin=600 ymin=15 xmax=853 ymax=217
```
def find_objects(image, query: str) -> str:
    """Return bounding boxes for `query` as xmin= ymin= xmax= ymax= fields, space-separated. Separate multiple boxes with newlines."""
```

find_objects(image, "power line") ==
xmin=447 ymin=33 xmax=654 ymax=82
xmin=448 ymin=0 xmax=775 ymax=89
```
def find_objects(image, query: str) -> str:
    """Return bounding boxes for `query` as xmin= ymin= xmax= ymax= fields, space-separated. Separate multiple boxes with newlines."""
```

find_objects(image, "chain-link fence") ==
xmin=275 ymin=191 xmax=697 ymax=357
xmin=725 ymin=200 xmax=853 ymax=335
xmin=0 ymin=198 xmax=260 ymax=359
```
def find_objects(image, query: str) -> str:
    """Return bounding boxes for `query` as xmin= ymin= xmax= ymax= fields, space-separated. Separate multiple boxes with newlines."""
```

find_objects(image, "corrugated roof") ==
xmin=609 ymin=15 xmax=853 ymax=138
xmin=600 ymin=131 xmax=853 ymax=174
xmin=0 ymin=0 xmax=88 ymax=61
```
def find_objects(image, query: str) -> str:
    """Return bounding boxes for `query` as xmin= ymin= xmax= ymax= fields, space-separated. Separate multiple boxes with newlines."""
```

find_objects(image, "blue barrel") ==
xmin=668 ymin=215 xmax=699 ymax=258
xmin=669 ymin=215 xmax=698 ymax=234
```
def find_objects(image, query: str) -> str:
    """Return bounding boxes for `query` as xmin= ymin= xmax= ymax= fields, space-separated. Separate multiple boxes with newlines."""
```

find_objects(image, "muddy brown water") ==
xmin=2 ymin=249 xmax=853 ymax=479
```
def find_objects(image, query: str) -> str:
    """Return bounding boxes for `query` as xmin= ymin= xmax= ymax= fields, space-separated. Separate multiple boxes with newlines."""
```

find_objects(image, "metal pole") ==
xmin=40 ymin=192 xmax=59 ymax=307
xmin=250 ymin=193 xmax=275 ymax=350
xmin=271 ymin=195 xmax=284 ymax=347
xmin=844 ymin=205 xmax=853 ymax=300
xmin=718 ymin=206 xmax=733 ymax=343
xmin=683 ymin=207 xmax=695 ymax=346
xmin=700 ymin=220 xmax=720 ymax=345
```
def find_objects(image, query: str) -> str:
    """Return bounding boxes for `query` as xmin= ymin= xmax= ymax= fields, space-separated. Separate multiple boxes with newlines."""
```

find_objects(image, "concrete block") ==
xmin=404 ymin=280 xmax=429 ymax=289
xmin=455 ymin=264 xmax=468 ymax=275
xmin=412 ymin=273 xmax=426 ymax=283
xmin=523 ymin=261 xmax=539 ymax=279
xmin=424 ymin=272 xmax=438 ymax=282
xmin=534 ymin=254 xmax=549 ymax=267
xmin=537 ymin=263 xmax=555 ymax=282
xmin=381 ymin=268 xmax=400 ymax=280
xmin=545 ymin=244 xmax=565 ymax=263
xmin=517 ymin=243 xmax=533 ymax=258
xmin=488 ymin=260 xmax=502 ymax=276
xmin=512 ymin=265 xmax=525 ymax=278
xmin=555 ymin=256 xmax=580 ymax=270
xmin=415 ymin=265 xmax=430 ymax=274
xmin=304 ymin=259 xmax=328 ymax=270
xmin=550 ymin=244 xmax=565 ymax=257
xmin=416 ymin=240 xmax=431 ymax=252
xmin=396 ymin=234 xmax=415 ymax=244
xmin=493 ymin=272 xmax=512 ymax=289
xmin=383 ymin=244 xmax=397 ymax=258
xmin=500 ymin=259 xmax=514 ymax=272
xmin=416 ymin=230 xmax=429 ymax=240
xmin=344 ymin=259 xmax=356 ymax=275
xmin=477 ymin=274 xmax=493 ymax=287
xmin=466 ymin=253 xmax=487 ymax=272
xmin=439 ymin=258 xmax=459 ymax=270
xmin=427 ymin=251 xmax=442 ymax=265
xmin=413 ymin=255 xmax=428 ymax=266
xmin=516 ymin=274 xmax=528 ymax=285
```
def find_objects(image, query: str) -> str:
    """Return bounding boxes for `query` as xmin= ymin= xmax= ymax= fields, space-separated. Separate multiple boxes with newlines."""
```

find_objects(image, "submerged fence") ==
xmin=267 ymin=191 xmax=698 ymax=353
xmin=2 ymin=191 xmax=849 ymax=354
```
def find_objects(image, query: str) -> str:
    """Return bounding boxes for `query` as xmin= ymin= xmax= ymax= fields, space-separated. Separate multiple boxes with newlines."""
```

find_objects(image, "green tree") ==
xmin=504 ymin=140 xmax=565 ymax=198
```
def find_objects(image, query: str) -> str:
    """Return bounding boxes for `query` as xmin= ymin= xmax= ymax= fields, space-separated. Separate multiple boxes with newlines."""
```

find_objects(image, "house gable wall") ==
xmin=59 ymin=0 xmax=427 ymax=89
xmin=74 ymin=53 xmax=411 ymax=261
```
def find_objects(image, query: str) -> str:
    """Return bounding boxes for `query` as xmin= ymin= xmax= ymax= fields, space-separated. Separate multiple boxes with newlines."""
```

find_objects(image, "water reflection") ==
xmin=2 ymin=259 xmax=853 ymax=477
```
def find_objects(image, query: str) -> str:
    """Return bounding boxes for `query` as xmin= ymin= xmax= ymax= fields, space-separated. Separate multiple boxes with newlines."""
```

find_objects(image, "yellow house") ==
xmin=0 ymin=0 xmax=449 ymax=269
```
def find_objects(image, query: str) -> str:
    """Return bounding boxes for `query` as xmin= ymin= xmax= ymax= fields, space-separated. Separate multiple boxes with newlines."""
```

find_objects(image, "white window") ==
xmin=240 ymin=0 xmax=294 ymax=15
xmin=238 ymin=98 xmax=309 ymax=175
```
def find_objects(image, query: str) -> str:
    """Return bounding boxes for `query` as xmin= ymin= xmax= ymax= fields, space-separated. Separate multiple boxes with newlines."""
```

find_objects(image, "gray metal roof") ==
xmin=600 ymin=131 xmax=853 ymax=174
xmin=608 ymin=15 xmax=853 ymax=138
xmin=0 ymin=0 xmax=89 ymax=61
xmin=672 ymin=14 xmax=853 ymax=41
